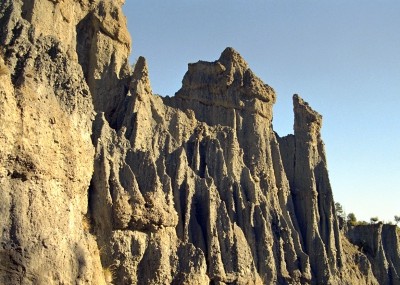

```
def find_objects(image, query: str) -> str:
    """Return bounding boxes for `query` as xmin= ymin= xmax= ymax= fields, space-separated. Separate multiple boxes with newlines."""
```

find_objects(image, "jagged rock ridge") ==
xmin=0 ymin=1 xmax=399 ymax=284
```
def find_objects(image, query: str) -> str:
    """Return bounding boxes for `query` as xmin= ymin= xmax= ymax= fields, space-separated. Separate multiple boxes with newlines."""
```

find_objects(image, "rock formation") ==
xmin=347 ymin=224 xmax=400 ymax=285
xmin=0 ymin=0 xmax=399 ymax=284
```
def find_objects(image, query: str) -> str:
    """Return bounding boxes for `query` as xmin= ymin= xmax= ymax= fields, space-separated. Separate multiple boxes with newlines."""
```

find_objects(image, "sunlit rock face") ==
xmin=0 ymin=1 xmax=397 ymax=284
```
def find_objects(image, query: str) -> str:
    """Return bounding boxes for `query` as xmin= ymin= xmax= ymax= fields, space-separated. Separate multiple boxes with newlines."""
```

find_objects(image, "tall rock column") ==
xmin=0 ymin=0 xmax=131 ymax=284
xmin=280 ymin=95 xmax=342 ymax=283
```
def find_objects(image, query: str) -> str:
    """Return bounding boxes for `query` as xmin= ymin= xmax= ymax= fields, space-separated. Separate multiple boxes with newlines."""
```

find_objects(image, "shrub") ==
xmin=370 ymin=217 xmax=379 ymax=224
xmin=0 ymin=63 xmax=9 ymax=76
xmin=347 ymin=213 xmax=357 ymax=226
xmin=82 ymin=215 xmax=91 ymax=232
xmin=103 ymin=266 xmax=115 ymax=285
xmin=335 ymin=202 xmax=346 ymax=219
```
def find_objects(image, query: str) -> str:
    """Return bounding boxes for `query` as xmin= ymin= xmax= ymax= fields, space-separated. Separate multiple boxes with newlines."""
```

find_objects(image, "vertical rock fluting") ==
xmin=0 ymin=1 xmax=398 ymax=284
xmin=279 ymin=95 xmax=342 ymax=284
xmin=347 ymin=224 xmax=400 ymax=285
xmin=0 ymin=0 xmax=130 ymax=284
xmin=89 ymin=46 xmax=375 ymax=284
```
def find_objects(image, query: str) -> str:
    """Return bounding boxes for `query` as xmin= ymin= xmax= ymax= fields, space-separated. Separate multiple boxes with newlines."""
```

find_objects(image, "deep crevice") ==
xmin=10 ymin=171 xmax=27 ymax=182
xmin=76 ymin=13 xmax=97 ymax=83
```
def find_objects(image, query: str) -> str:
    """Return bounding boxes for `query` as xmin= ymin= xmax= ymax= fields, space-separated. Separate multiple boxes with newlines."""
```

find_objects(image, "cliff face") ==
xmin=0 ymin=0 xmax=129 ymax=284
xmin=347 ymin=224 xmax=400 ymax=285
xmin=278 ymin=95 xmax=343 ymax=283
xmin=0 ymin=1 xmax=398 ymax=285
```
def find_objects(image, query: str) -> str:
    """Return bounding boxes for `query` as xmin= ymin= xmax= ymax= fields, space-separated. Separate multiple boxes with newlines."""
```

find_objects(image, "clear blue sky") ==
xmin=123 ymin=1 xmax=400 ymax=223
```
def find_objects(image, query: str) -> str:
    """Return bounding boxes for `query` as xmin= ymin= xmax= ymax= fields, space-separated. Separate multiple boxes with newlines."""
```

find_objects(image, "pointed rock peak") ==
xmin=293 ymin=94 xmax=322 ymax=136
xmin=293 ymin=94 xmax=322 ymax=122
xmin=293 ymin=94 xmax=311 ymax=106
xmin=219 ymin=47 xmax=248 ymax=69
xmin=175 ymin=47 xmax=276 ymax=119
xmin=132 ymin=56 xmax=149 ymax=81
xmin=130 ymin=56 xmax=152 ymax=96
xmin=220 ymin=47 xmax=239 ymax=59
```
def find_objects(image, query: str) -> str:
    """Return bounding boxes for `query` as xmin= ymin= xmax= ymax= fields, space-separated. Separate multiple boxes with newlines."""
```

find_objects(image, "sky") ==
xmin=123 ymin=1 xmax=400 ymax=223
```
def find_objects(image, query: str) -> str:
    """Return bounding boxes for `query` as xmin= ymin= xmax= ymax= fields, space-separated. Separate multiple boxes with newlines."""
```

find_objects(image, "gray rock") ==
xmin=347 ymin=224 xmax=400 ymax=285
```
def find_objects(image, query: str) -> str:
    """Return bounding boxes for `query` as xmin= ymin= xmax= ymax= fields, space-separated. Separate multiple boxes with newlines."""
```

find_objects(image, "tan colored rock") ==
xmin=0 ymin=35 xmax=104 ymax=285
xmin=0 ymin=0 xmax=398 ymax=284
xmin=279 ymin=95 xmax=343 ymax=283
xmin=0 ymin=0 xmax=130 ymax=283
xmin=90 ymin=48 xmax=332 ymax=284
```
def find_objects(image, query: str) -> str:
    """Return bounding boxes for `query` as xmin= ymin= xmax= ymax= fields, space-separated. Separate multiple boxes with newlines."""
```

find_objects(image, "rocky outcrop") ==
xmin=347 ymin=224 xmax=400 ymax=285
xmin=278 ymin=95 xmax=342 ymax=283
xmin=91 ymin=50 xmax=305 ymax=284
xmin=0 ymin=0 xmax=130 ymax=284
xmin=0 ymin=0 xmax=398 ymax=284
xmin=88 ymin=47 xmax=379 ymax=284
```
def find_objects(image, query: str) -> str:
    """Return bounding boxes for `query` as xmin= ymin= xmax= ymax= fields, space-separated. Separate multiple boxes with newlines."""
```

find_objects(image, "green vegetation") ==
xmin=370 ymin=217 xmax=379 ymax=224
xmin=347 ymin=213 xmax=357 ymax=226
xmin=344 ymin=212 xmax=368 ymax=226
xmin=335 ymin=202 xmax=400 ymax=228
xmin=335 ymin=202 xmax=346 ymax=220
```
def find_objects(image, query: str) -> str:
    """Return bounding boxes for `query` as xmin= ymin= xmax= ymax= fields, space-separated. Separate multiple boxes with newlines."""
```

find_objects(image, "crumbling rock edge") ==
xmin=0 ymin=1 xmax=399 ymax=285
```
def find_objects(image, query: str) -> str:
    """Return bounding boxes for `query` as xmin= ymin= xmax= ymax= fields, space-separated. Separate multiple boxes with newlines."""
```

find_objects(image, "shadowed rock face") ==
xmin=347 ymin=224 xmax=400 ymax=285
xmin=0 ymin=1 xmax=398 ymax=284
